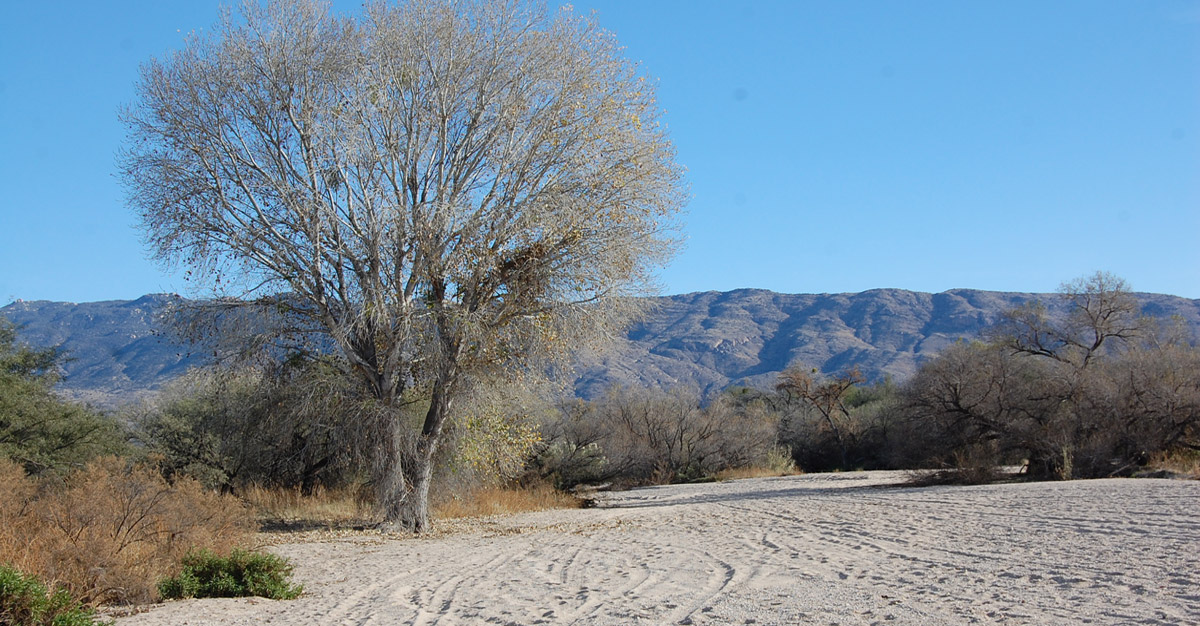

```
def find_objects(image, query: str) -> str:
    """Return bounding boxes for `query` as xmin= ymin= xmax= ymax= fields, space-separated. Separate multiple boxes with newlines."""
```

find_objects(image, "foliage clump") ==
xmin=0 ymin=457 xmax=252 ymax=605
xmin=158 ymin=549 xmax=302 ymax=601
xmin=132 ymin=359 xmax=372 ymax=495
xmin=0 ymin=564 xmax=103 ymax=626
xmin=0 ymin=317 xmax=128 ymax=474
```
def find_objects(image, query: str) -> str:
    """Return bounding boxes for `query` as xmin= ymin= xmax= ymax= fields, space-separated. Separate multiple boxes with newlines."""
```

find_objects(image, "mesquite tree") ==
xmin=120 ymin=0 xmax=684 ymax=531
xmin=775 ymin=365 xmax=865 ymax=469
xmin=905 ymin=272 xmax=1200 ymax=479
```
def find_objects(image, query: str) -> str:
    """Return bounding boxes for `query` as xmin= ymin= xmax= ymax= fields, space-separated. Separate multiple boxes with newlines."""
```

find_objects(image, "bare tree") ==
xmin=991 ymin=271 xmax=1141 ymax=369
xmin=900 ymin=340 xmax=1058 ymax=474
xmin=775 ymin=365 xmax=864 ymax=468
xmin=905 ymin=273 xmax=1200 ymax=480
xmin=120 ymin=0 xmax=684 ymax=531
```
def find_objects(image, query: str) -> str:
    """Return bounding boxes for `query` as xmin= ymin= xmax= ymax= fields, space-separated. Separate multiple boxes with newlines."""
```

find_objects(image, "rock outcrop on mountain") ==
xmin=4 ymin=289 xmax=1198 ymax=407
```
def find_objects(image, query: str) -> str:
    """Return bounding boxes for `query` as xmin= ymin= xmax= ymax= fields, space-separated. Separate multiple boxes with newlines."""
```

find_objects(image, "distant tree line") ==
xmin=901 ymin=272 xmax=1200 ymax=480
xmin=2 ymin=272 xmax=1197 ymax=509
xmin=531 ymin=272 xmax=1200 ymax=485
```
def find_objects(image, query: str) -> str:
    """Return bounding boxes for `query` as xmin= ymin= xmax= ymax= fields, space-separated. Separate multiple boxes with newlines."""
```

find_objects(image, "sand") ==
xmin=114 ymin=471 xmax=1200 ymax=625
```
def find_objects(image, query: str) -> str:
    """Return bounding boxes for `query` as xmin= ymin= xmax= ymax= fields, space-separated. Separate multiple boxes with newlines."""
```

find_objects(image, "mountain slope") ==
xmin=4 ymin=289 xmax=1198 ymax=407
xmin=570 ymin=288 xmax=1200 ymax=396
xmin=1 ymin=294 xmax=201 ymax=406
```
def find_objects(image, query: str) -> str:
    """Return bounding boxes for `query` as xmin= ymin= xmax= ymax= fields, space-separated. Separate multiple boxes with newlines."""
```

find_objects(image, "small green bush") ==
xmin=158 ymin=549 xmax=302 ymax=600
xmin=0 ymin=564 xmax=103 ymax=626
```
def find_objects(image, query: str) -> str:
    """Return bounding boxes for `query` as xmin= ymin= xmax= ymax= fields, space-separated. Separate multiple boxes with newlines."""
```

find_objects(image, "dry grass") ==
xmin=0 ymin=457 xmax=253 ymax=606
xmin=714 ymin=465 xmax=802 ymax=481
xmin=714 ymin=447 xmax=800 ymax=482
xmin=432 ymin=483 xmax=582 ymax=520
xmin=1146 ymin=449 xmax=1200 ymax=478
xmin=240 ymin=484 xmax=377 ymax=529
xmin=240 ymin=481 xmax=581 ymax=535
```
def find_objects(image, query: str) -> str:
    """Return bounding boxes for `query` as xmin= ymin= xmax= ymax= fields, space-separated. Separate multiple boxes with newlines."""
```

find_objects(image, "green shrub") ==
xmin=158 ymin=549 xmax=302 ymax=600
xmin=133 ymin=362 xmax=367 ymax=494
xmin=0 ymin=564 xmax=103 ymax=626
xmin=0 ymin=318 xmax=130 ymax=475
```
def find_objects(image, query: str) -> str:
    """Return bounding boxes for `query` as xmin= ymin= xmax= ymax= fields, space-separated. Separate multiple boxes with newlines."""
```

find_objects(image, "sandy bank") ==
xmin=115 ymin=471 xmax=1200 ymax=625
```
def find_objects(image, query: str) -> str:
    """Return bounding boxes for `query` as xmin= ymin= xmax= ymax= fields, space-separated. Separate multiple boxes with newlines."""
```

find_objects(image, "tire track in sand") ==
xmin=113 ymin=474 xmax=1200 ymax=626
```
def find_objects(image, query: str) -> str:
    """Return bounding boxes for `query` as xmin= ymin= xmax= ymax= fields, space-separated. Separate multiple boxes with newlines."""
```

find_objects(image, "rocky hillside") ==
xmin=4 ymin=289 xmax=1198 ymax=407
xmin=1 ymin=294 xmax=199 ymax=407
xmin=571 ymin=288 xmax=1200 ymax=397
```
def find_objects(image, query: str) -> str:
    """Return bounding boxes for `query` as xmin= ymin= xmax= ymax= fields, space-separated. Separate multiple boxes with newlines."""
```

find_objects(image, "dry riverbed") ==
xmin=115 ymin=471 xmax=1200 ymax=625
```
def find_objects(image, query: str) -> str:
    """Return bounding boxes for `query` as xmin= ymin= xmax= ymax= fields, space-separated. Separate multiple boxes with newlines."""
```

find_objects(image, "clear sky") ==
xmin=2 ymin=0 xmax=1197 ymax=304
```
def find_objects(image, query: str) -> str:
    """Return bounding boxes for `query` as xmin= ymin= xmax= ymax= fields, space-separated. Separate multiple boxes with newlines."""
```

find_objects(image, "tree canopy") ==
xmin=0 ymin=318 xmax=126 ymax=474
xmin=120 ymin=0 xmax=685 ymax=530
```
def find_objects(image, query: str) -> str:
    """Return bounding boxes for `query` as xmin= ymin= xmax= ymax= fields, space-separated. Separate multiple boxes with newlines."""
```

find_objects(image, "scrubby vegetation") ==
xmin=0 ymin=317 xmax=273 ymax=612
xmin=0 ymin=318 xmax=129 ymax=475
xmin=0 ymin=457 xmax=253 ymax=606
xmin=158 ymin=549 xmax=302 ymax=600
xmin=1 ymin=271 xmax=1196 ymax=616
xmin=0 ymin=564 xmax=102 ymax=626
xmin=131 ymin=357 xmax=375 ymax=495
xmin=900 ymin=273 xmax=1200 ymax=480
xmin=528 ymin=387 xmax=781 ymax=489
xmin=526 ymin=273 xmax=1199 ymax=485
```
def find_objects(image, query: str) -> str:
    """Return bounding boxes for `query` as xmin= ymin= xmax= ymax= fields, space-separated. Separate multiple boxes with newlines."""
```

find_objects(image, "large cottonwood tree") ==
xmin=121 ymin=0 xmax=684 ymax=531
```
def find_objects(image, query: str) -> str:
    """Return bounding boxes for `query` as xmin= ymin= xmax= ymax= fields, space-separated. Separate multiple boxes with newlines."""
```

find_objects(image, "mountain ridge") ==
xmin=4 ymin=288 xmax=1199 ymax=408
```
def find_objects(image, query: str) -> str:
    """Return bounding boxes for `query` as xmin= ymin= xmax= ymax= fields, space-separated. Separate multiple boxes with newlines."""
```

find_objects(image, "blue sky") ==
xmin=2 ymin=0 xmax=1197 ymax=304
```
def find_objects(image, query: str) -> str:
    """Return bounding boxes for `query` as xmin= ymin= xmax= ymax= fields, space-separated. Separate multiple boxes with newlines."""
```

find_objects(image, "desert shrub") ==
xmin=0 ymin=564 xmax=102 ymax=626
xmin=530 ymin=440 xmax=609 ymax=489
xmin=904 ymin=444 xmax=1009 ymax=486
xmin=701 ymin=395 xmax=783 ymax=471
xmin=0 ymin=317 xmax=129 ymax=475
xmin=533 ymin=387 xmax=778 ymax=487
xmin=447 ymin=408 xmax=541 ymax=482
xmin=526 ymin=399 xmax=615 ymax=489
xmin=901 ymin=273 xmax=1200 ymax=480
xmin=157 ymin=549 xmax=301 ymax=601
xmin=359 ymin=376 xmax=584 ymax=521
xmin=764 ymin=445 xmax=799 ymax=474
xmin=565 ymin=388 xmax=700 ymax=484
xmin=134 ymin=359 xmax=370 ymax=494
xmin=0 ymin=457 xmax=253 ymax=605
xmin=775 ymin=374 xmax=903 ymax=472
xmin=433 ymin=375 xmax=550 ymax=497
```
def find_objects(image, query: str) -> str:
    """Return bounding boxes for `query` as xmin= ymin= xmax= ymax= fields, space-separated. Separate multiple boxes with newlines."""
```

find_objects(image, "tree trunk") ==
xmin=377 ymin=370 xmax=456 ymax=533
xmin=381 ymin=440 xmax=435 ymax=533
xmin=377 ymin=432 xmax=437 ymax=533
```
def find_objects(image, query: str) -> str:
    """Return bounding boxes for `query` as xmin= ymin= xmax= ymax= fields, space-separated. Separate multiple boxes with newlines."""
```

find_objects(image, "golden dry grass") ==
xmin=241 ymin=481 xmax=582 ymax=531
xmin=1148 ymin=449 xmax=1200 ymax=478
xmin=240 ymin=484 xmax=377 ymax=528
xmin=714 ymin=465 xmax=802 ymax=481
xmin=0 ymin=457 xmax=253 ymax=606
xmin=432 ymin=483 xmax=582 ymax=520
